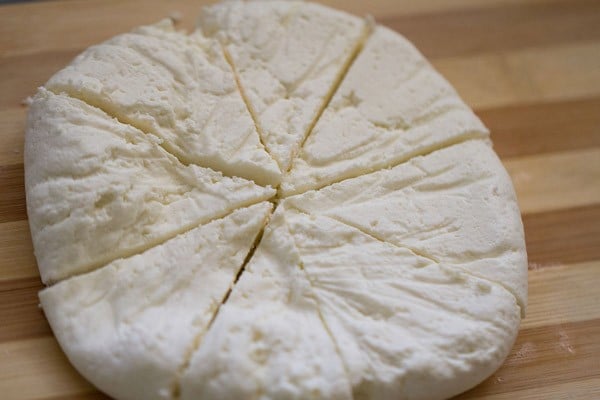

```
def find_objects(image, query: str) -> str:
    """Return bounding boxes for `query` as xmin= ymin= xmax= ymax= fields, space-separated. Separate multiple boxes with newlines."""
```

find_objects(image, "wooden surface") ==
xmin=1 ymin=0 xmax=599 ymax=399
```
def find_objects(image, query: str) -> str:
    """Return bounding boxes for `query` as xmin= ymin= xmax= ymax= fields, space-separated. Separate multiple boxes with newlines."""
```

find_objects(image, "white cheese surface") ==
xmin=26 ymin=89 xmax=275 ymax=283
xmin=282 ymin=26 xmax=489 ymax=195
xmin=39 ymin=203 xmax=272 ymax=400
xmin=200 ymin=1 xmax=366 ymax=171
xmin=27 ymin=2 xmax=528 ymax=400
xmin=284 ymin=140 xmax=528 ymax=311
xmin=46 ymin=19 xmax=281 ymax=186
xmin=181 ymin=208 xmax=352 ymax=400
xmin=282 ymin=209 xmax=520 ymax=400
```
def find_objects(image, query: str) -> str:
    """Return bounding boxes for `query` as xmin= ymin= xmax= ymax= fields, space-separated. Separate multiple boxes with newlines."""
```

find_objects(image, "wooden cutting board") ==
xmin=1 ymin=0 xmax=599 ymax=399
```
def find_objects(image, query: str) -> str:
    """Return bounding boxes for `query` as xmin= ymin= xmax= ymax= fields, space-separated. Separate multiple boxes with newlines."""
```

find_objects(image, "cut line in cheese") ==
xmin=25 ymin=88 xmax=275 ymax=284
xmin=199 ymin=1 xmax=369 ymax=172
xmin=284 ymin=140 xmax=527 ymax=311
xmin=281 ymin=26 xmax=489 ymax=196
xmin=180 ymin=207 xmax=353 ymax=400
xmin=39 ymin=202 xmax=272 ymax=400
xmin=45 ymin=19 xmax=281 ymax=187
xmin=282 ymin=208 xmax=521 ymax=400
xmin=25 ymin=2 xmax=528 ymax=400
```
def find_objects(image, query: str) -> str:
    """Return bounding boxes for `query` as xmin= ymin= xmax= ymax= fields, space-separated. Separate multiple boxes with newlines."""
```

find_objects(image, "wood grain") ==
xmin=0 ymin=0 xmax=599 ymax=399
xmin=0 ymin=220 xmax=37 ymax=282
xmin=458 ymin=319 xmax=600 ymax=398
xmin=0 ymin=108 xmax=26 ymax=166
xmin=0 ymin=50 xmax=80 ymax=109
xmin=0 ymin=164 xmax=26 ymax=223
xmin=434 ymin=41 xmax=600 ymax=109
xmin=459 ymin=378 xmax=600 ymax=400
xmin=0 ymin=337 xmax=98 ymax=400
xmin=523 ymin=205 xmax=600 ymax=266
xmin=44 ymin=394 xmax=111 ymax=400
xmin=0 ymin=1 xmax=201 ymax=57
xmin=504 ymin=148 xmax=600 ymax=214
xmin=0 ymin=0 xmax=557 ymax=57
xmin=523 ymin=261 xmax=600 ymax=329
xmin=382 ymin=0 xmax=600 ymax=58
xmin=0 ymin=277 xmax=49 ymax=343
xmin=480 ymin=97 xmax=600 ymax=158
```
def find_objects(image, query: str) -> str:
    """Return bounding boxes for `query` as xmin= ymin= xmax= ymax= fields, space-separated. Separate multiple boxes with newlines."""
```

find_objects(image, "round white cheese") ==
xmin=26 ymin=2 xmax=527 ymax=400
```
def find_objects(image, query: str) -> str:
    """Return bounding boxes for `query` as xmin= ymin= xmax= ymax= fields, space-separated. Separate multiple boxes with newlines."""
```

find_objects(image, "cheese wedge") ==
xmin=282 ymin=26 xmax=489 ymax=195
xmin=39 ymin=203 xmax=272 ymax=400
xmin=25 ymin=89 xmax=275 ymax=283
xmin=45 ymin=19 xmax=281 ymax=186
xmin=199 ymin=0 xmax=367 ymax=171
xmin=284 ymin=140 xmax=527 ymax=311
xmin=282 ymin=209 xmax=521 ymax=400
xmin=181 ymin=208 xmax=352 ymax=400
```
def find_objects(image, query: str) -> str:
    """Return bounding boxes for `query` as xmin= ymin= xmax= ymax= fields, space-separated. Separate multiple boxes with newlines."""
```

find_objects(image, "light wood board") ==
xmin=0 ymin=0 xmax=599 ymax=399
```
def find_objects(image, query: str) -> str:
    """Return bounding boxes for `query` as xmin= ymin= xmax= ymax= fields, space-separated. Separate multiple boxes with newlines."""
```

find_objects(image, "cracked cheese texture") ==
xmin=45 ymin=19 xmax=281 ymax=186
xmin=282 ymin=209 xmax=520 ymax=400
xmin=39 ymin=203 xmax=272 ymax=400
xmin=181 ymin=208 xmax=353 ymax=400
xmin=199 ymin=0 xmax=365 ymax=171
xmin=284 ymin=140 xmax=527 ymax=311
xmin=25 ymin=89 xmax=275 ymax=283
xmin=282 ymin=26 xmax=489 ymax=195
